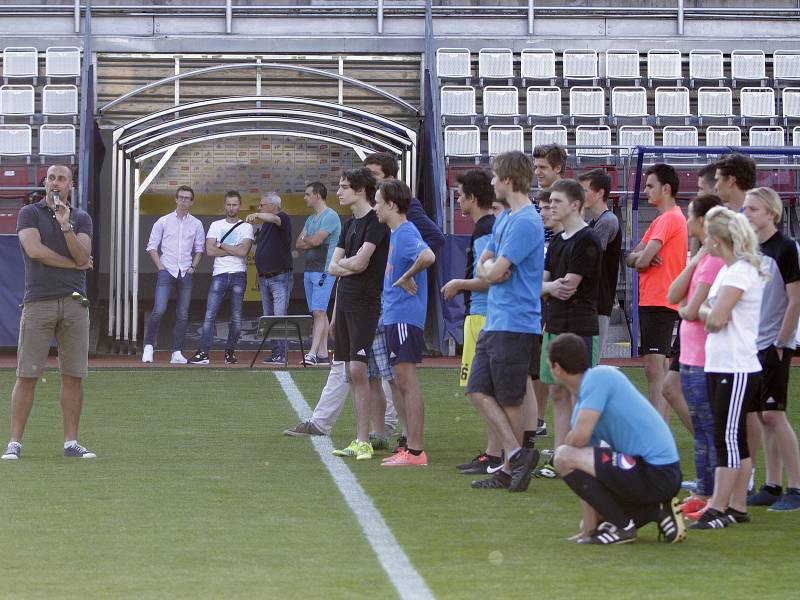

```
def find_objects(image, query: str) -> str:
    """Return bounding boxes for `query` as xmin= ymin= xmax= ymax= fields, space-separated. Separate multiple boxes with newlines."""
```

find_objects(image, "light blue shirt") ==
xmin=303 ymin=207 xmax=341 ymax=272
xmin=470 ymin=233 xmax=492 ymax=316
xmin=571 ymin=366 xmax=680 ymax=465
xmin=485 ymin=205 xmax=544 ymax=333
xmin=382 ymin=221 xmax=430 ymax=330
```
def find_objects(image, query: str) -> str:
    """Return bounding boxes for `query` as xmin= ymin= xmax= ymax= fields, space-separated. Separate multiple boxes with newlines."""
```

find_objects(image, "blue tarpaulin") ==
xmin=0 ymin=236 xmax=24 ymax=347
xmin=440 ymin=234 xmax=469 ymax=346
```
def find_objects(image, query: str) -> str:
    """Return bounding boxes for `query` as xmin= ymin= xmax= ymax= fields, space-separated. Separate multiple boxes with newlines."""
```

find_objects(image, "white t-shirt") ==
xmin=206 ymin=219 xmax=254 ymax=276
xmin=704 ymin=259 xmax=764 ymax=374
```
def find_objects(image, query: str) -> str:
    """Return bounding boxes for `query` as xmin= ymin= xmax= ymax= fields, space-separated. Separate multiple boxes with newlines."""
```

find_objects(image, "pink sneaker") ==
xmin=680 ymin=496 xmax=707 ymax=515
xmin=382 ymin=450 xmax=428 ymax=467
xmin=382 ymin=449 xmax=405 ymax=463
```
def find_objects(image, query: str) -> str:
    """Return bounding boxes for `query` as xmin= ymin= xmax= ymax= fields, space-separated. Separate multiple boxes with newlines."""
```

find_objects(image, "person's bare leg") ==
xmin=643 ymin=353 xmax=669 ymax=420
xmin=746 ymin=412 xmax=763 ymax=485
xmin=729 ymin=458 xmax=753 ymax=512
xmin=522 ymin=377 xmax=538 ymax=434
xmin=388 ymin=379 xmax=405 ymax=436
xmin=60 ymin=375 xmax=84 ymax=441
xmin=10 ymin=377 xmax=37 ymax=442
xmin=764 ymin=411 xmax=800 ymax=488
xmin=309 ymin=310 xmax=329 ymax=357
xmin=468 ymin=393 xmax=502 ymax=457
xmin=662 ymin=370 xmax=693 ymax=434
xmin=369 ymin=379 xmax=386 ymax=435
xmin=551 ymin=384 xmax=571 ymax=448
xmin=708 ymin=466 xmax=740 ymax=512
xmin=348 ymin=362 xmax=370 ymax=442
xmin=468 ymin=392 xmax=521 ymax=468
xmin=534 ymin=379 xmax=548 ymax=427
xmin=394 ymin=362 xmax=423 ymax=450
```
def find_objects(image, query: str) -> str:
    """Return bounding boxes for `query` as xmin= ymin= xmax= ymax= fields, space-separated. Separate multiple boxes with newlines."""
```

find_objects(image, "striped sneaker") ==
xmin=657 ymin=497 xmax=687 ymax=543
xmin=355 ymin=441 xmax=374 ymax=461
xmin=689 ymin=507 xmax=729 ymax=529
xmin=1 ymin=441 xmax=21 ymax=460
xmin=577 ymin=520 xmax=637 ymax=545
xmin=332 ymin=440 xmax=359 ymax=457
xmin=63 ymin=443 xmax=96 ymax=458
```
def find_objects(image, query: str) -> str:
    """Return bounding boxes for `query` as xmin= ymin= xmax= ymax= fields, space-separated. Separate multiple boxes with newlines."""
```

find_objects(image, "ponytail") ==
xmin=705 ymin=206 xmax=768 ymax=277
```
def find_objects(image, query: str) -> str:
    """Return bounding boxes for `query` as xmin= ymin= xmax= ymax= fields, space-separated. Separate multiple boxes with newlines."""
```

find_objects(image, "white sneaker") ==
xmin=142 ymin=344 xmax=154 ymax=363
xmin=170 ymin=351 xmax=188 ymax=364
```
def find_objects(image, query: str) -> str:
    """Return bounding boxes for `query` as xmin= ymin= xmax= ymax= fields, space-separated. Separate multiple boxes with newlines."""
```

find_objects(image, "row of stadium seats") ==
xmin=437 ymin=47 xmax=800 ymax=86
xmin=0 ymin=85 xmax=79 ymax=118
xmin=0 ymin=124 xmax=76 ymax=157
xmin=441 ymin=85 xmax=800 ymax=122
xmin=444 ymin=124 xmax=799 ymax=158
xmin=2 ymin=47 xmax=82 ymax=79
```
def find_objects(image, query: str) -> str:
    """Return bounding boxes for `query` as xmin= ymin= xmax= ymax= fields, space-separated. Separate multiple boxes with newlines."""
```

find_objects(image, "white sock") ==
xmin=64 ymin=440 xmax=77 ymax=449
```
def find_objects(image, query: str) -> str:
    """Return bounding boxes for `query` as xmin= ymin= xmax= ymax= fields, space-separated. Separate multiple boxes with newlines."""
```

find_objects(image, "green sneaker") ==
xmin=369 ymin=433 xmax=388 ymax=450
xmin=356 ymin=441 xmax=374 ymax=461
xmin=333 ymin=439 xmax=359 ymax=457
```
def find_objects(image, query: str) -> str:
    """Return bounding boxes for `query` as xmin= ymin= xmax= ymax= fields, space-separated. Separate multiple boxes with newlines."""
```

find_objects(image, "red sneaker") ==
xmin=680 ymin=497 xmax=707 ymax=515
xmin=382 ymin=450 xmax=428 ymax=467
xmin=382 ymin=449 xmax=405 ymax=463
xmin=685 ymin=506 xmax=708 ymax=522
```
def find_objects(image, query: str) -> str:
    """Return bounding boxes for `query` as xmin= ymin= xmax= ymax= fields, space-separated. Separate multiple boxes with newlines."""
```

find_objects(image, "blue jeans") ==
xmin=200 ymin=271 xmax=246 ymax=352
xmin=259 ymin=271 xmax=293 ymax=357
xmin=144 ymin=269 xmax=193 ymax=352
xmin=680 ymin=364 xmax=717 ymax=497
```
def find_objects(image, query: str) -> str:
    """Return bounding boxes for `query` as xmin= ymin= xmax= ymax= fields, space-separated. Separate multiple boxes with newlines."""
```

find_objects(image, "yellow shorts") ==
xmin=460 ymin=314 xmax=486 ymax=387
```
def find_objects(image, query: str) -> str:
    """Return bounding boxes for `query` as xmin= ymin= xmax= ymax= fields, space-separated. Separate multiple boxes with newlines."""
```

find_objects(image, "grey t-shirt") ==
xmin=17 ymin=200 xmax=93 ymax=303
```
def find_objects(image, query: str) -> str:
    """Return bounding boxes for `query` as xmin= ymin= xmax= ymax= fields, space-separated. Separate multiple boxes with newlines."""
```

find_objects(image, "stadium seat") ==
xmin=42 ymin=84 xmax=79 ymax=116
xmin=618 ymin=125 xmax=655 ymax=154
xmin=482 ymin=86 xmax=519 ymax=117
xmin=488 ymin=125 xmax=524 ymax=155
xmin=689 ymin=49 xmax=725 ymax=85
xmin=531 ymin=124 xmax=568 ymax=148
xmin=605 ymin=49 xmax=641 ymax=82
xmin=706 ymin=126 xmax=742 ymax=147
xmin=478 ymin=48 xmax=514 ymax=80
xmin=654 ymin=86 xmax=691 ymax=122
xmin=444 ymin=125 xmax=480 ymax=157
xmin=611 ymin=86 xmax=648 ymax=120
xmin=783 ymin=88 xmax=800 ymax=121
xmin=740 ymin=87 xmax=776 ymax=120
xmin=526 ymin=86 xmax=562 ymax=119
xmin=44 ymin=47 xmax=81 ymax=78
xmin=731 ymin=50 xmax=767 ymax=85
xmin=563 ymin=49 xmax=598 ymax=83
xmin=662 ymin=126 xmax=699 ymax=149
xmin=575 ymin=125 xmax=611 ymax=157
xmin=0 ymin=124 xmax=32 ymax=155
xmin=520 ymin=49 xmax=556 ymax=82
xmin=2 ymin=47 xmax=38 ymax=79
xmin=0 ymin=85 xmax=34 ymax=117
xmin=749 ymin=126 xmax=785 ymax=147
xmin=792 ymin=126 xmax=800 ymax=147
xmin=39 ymin=124 xmax=75 ymax=155
xmin=647 ymin=49 xmax=682 ymax=82
xmin=440 ymin=85 xmax=476 ymax=117
xmin=569 ymin=86 xmax=605 ymax=119
xmin=436 ymin=48 xmax=471 ymax=78
xmin=697 ymin=87 xmax=734 ymax=121
xmin=774 ymin=51 xmax=800 ymax=85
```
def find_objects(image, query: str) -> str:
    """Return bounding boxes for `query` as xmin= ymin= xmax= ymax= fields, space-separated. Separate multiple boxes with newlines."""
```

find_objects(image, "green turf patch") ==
xmin=0 ymin=367 xmax=798 ymax=599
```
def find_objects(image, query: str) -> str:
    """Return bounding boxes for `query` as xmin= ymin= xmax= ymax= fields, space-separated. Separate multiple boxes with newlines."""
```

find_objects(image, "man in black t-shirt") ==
xmin=539 ymin=179 xmax=602 ymax=460
xmin=329 ymin=168 xmax=390 ymax=461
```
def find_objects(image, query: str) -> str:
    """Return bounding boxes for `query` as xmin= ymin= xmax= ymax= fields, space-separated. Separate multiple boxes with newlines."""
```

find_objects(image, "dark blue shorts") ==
xmin=384 ymin=322 xmax=423 ymax=365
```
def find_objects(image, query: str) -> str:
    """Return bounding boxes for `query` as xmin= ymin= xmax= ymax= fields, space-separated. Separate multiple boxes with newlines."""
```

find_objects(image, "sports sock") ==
xmin=64 ymin=440 xmax=77 ymax=449
xmin=563 ymin=470 xmax=629 ymax=529
xmin=522 ymin=431 xmax=536 ymax=448
xmin=407 ymin=448 xmax=423 ymax=456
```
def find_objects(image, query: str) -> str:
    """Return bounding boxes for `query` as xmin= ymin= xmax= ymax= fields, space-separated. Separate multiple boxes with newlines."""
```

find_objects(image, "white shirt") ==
xmin=704 ymin=259 xmax=764 ymax=374
xmin=206 ymin=219 xmax=254 ymax=276
xmin=145 ymin=211 xmax=206 ymax=278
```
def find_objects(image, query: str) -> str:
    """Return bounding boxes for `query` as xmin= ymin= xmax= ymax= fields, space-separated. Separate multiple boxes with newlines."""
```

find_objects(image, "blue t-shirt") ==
xmin=485 ymin=205 xmax=544 ymax=333
xmin=382 ymin=220 xmax=430 ymax=329
xmin=302 ymin=207 xmax=341 ymax=272
xmin=470 ymin=234 xmax=492 ymax=316
xmin=571 ymin=366 xmax=680 ymax=465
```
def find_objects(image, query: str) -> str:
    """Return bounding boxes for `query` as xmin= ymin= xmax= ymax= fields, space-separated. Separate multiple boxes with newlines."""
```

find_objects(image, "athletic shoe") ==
xmin=170 ymin=351 xmax=188 ymax=364
xmin=534 ymin=457 xmax=558 ymax=479
xmin=657 ymin=497 xmax=687 ymax=544
xmin=301 ymin=353 xmax=318 ymax=366
xmin=265 ymin=355 xmax=287 ymax=365
xmin=382 ymin=450 xmax=427 ymax=467
xmin=684 ymin=507 xmax=705 ymax=522
xmin=535 ymin=420 xmax=548 ymax=437
xmin=577 ymin=520 xmax=637 ymax=545
xmin=679 ymin=496 xmax=707 ymax=515
xmin=63 ymin=443 xmax=96 ymax=458
xmin=283 ymin=421 xmax=325 ymax=437
xmin=747 ymin=484 xmax=782 ymax=506
xmin=332 ymin=439 xmax=359 ymax=457
xmin=540 ymin=448 xmax=555 ymax=459
xmin=369 ymin=433 xmax=388 ymax=450
xmin=383 ymin=449 xmax=405 ymax=463
xmin=355 ymin=441 xmax=374 ymax=461
xmin=316 ymin=355 xmax=330 ymax=365
xmin=471 ymin=470 xmax=511 ymax=489
xmin=725 ymin=507 xmax=750 ymax=523
xmin=459 ymin=453 xmax=503 ymax=475
xmin=141 ymin=344 xmax=154 ymax=363
xmin=189 ymin=350 xmax=210 ymax=365
xmin=1 ymin=441 xmax=21 ymax=460
xmin=224 ymin=350 xmax=238 ymax=365
xmin=768 ymin=488 xmax=800 ymax=512
xmin=509 ymin=447 xmax=539 ymax=492
xmin=689 ymin=507 xmax=729 ymax=529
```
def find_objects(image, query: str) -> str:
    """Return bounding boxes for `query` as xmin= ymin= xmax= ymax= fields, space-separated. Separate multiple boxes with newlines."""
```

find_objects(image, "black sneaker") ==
xmin=457 ymin=452 xmax=502 ymax=475
xmin=189 ymin=350 xmax=210 ymax=365
xmin=391 ymin=436 xmax=407 ymax=454
xmin=690 ymin=507 xmax=729 ymax=530
xmin=535 ymin=420 xmax=548 ymax=437
xmin=509 ymin=447 xmax=540 ymax=492
xmin=471 ymin=470 xmax=511 ymax=489
xmin=725 ymin=507 xmax=750 ymax=524
xmin=283 ymin=421 xmax=326 ymax=437
xmin=578 ymin=520 xmax=637 ymax=545
xmin=657 ymin=497 xmax=687 ymax=544
xmin=747 ymin=484 xmax=782 ymax=506
xmin=224 ymin=350 xmax=238 ymax=365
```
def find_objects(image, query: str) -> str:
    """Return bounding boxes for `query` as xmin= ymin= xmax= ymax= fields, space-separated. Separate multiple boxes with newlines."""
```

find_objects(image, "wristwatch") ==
xmin=61 ymin=223 xmax=73 ymax=233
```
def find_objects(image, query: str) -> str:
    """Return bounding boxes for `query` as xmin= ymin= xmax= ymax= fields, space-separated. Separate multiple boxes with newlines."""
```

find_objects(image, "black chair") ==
xmin=249 ymin=314 xmax=314 ymax=369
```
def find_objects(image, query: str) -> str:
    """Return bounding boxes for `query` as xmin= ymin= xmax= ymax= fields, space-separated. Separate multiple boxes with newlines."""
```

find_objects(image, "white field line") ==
xmin=274 ymin=371 xmax=436 ymax=600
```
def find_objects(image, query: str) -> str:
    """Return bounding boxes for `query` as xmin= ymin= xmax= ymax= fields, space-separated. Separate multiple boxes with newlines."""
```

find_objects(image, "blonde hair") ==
xmin=746 ymin=187 xmax=782 ymax=225
xmin=704 ymin=205 xmax=766 ymax=275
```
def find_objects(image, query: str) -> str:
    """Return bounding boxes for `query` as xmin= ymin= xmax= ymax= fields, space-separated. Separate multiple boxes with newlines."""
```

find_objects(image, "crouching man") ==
xmin=549 ymin=333 xmax=686 ymax=545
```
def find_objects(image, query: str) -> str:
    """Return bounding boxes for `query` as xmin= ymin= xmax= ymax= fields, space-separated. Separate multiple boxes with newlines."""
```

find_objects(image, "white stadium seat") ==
xmin=689 ymin=49 xmax=724 ymax=81
xmin=39 ymin=124 xmax=76 ymax=155
xmin=531 ymin=125 xmax=568 ymax=148
xmin=0 ymin=124 xmax=32 ymax=155
xmin=605 ymin=49 xmax=640 ymax=80
xmin=526 ymin=86 xmax=562 ymax=117
xmin=563 ymin=49 xmax=598 ymax=81
xmin=774 ymin=51 xmax=800 ymax=84
xmin=749 ymin=126 xmax=784 ymax=147
xmin=697 ymin=87 xmax=734 ymax=118
xmin=654 ymin=87 xmax=691 ymax=118
xmin=0 ymin=85 xmax=34 ymax=116
xmin=444 ymin=125 xmax=480 ymax=156
xmin=611 ymin=86 xmax=648 ymax=118
xmin=479 ymin=48 xmax=514 ymax=79
xmin=520 ymin=49 xmax=556 ymax=80
xmin=2 ymin=47 xmax=38 ymax=78
xmin=482 ymin=86 xmax=519 ymax=117
xmin=569 ymin=86 xmax=605 ymax=118
xmin=575 ymin=125 xmax=611 ymax=156
xmin=440 ymin=85 xmax=476 ymax=116
xmin=647 ymin=49 xmax=682 ymax=80
xmin=740 ymin=87 xmax=776 ymax=118
xmin=436 ymin=48 xmax=471 ymax=78
xmin=488 ymin=125 xmax=524 ymax=155
xmin=45 ymin=47 xmax=81 ymax=78
xmin=618 ymin=125 xmax=655 ymax=152
xmin=706 ymin=126 xmax=742 ymax=147
xmin=731 ymin=50 xmax=766 ymax=82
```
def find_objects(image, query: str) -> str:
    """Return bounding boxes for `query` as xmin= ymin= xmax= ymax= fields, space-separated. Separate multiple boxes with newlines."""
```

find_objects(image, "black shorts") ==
xmin=755 ymin=345 xmax=793 ymax=412
xmin=639 ymin=306 xmax=678 ymax=357
xmin=384 ymin=322 xmax=423 ymax=365
xmin=669 ymin=329 xmax=681 ymax=372
xmin=467 ymin=330 xmax=534 ymax=407
xmin=594 ymin=446 xmax=681 ymax=505
xmin=708 ymin=371 xmax=760 ymax=468
xmin=529 ymin=333 xmax=542 ymax=380
xmin=333 ymin=307 xmax=380 ymax=363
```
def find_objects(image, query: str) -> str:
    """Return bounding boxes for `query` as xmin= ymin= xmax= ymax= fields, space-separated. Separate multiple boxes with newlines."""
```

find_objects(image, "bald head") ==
xmin=45 ymin=164 xmax=74 ymax=204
